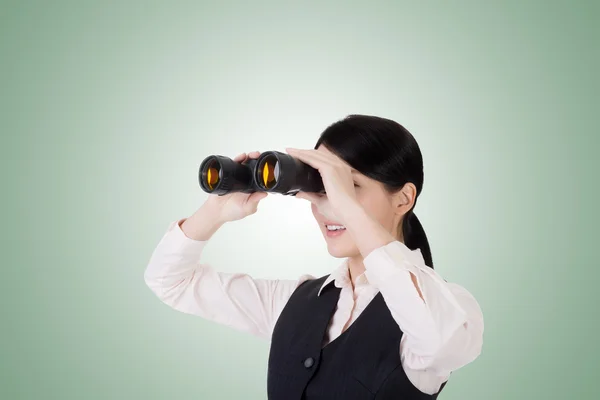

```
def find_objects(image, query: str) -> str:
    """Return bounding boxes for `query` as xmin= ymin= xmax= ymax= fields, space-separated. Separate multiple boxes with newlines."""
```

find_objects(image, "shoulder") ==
xmin=294 ymin=274 xmax=330 ymax=296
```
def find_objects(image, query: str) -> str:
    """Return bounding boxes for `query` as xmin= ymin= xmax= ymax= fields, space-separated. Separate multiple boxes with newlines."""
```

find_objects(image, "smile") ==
xmin=324 ymin=223 xmax=346 ymax=237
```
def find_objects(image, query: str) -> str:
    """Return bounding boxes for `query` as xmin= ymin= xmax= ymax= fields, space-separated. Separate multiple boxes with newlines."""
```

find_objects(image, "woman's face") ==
xmin=310 ymin=145 xmax=404 ymax=258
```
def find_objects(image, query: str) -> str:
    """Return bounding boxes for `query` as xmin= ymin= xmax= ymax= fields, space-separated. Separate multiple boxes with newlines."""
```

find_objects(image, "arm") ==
xmin=144 ymin=207 xmax=309 ymax=338
xmin=341 ymin=203 xmax=484 ymax=374
xmin=281 ymin=147 xmax=483 ymax=380
xmin=363 ymin=242 xmax=484 ymax=372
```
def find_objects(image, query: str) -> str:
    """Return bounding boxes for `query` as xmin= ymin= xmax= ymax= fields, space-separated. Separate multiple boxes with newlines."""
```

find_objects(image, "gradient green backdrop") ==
xmin=1 ymin=1 xmax=598 ymax=399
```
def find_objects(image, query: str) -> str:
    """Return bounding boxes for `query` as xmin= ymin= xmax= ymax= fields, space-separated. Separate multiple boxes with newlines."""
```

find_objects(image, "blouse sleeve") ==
xmin=144 ymin=218 xmax=313 ymax=338
xmin=363 ymin=241 xmax=484 ymax=375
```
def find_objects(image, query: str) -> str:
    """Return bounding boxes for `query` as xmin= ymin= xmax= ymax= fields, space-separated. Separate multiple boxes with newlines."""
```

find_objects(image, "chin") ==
xmin=319 ymin=226 xmax=359 ymax=258
xmin=326 ymin=247 xmax=350 ymax=258
xmin=324 ymin=239 xmax=358 ymax=258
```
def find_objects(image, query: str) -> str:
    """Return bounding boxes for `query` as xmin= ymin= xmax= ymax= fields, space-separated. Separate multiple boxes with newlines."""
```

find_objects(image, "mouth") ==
xmin=324 ymin=221 xmax=346 ymax=237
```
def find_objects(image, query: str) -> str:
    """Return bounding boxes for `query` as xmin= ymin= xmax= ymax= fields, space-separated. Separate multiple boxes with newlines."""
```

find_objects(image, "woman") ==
xmin=144 ymin=114 xmax=484 ymax=399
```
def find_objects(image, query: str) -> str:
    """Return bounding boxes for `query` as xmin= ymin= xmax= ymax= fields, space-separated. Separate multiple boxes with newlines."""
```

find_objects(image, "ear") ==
xmin=393 ymin=182 xmax=417 ymax=215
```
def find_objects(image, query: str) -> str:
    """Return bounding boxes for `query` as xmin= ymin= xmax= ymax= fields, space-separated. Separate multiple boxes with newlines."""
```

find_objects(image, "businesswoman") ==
xmin=144 ymin=114 xmax=484 ymax=399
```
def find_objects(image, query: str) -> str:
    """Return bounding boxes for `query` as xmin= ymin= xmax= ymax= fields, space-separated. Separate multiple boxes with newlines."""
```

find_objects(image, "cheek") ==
xmin=356 ymin=193 xmax=377 ymax=214
xmin=357 ymin=194 xmax=393 ymax=226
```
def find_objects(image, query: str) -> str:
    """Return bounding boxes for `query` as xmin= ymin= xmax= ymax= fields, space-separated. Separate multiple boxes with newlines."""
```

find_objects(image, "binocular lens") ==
xmin=259 ymin=156 xmax=280 ymax=189
xmin=203 ymin=160 xmax=222 ymax=190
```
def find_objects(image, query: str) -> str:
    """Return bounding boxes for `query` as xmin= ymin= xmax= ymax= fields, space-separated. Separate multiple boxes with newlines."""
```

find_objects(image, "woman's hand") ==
xmin=204 ymin=151 xmax=268 ymax=223
xmin=285 ymin=147 xmax=360 ymax=225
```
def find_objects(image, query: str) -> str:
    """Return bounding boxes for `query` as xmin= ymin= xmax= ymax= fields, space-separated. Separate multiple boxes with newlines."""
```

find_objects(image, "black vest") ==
xmin=267 ymin=275 xmax=447 ymax=399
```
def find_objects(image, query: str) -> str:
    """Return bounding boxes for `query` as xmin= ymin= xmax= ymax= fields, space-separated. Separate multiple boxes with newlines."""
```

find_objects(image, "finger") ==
xmin=285 ymin=148 xmax=325 ymax=170
xmin=233 ymin=153 xmax=247 ymax=162
xmin=248 ymin=151 xmax=261 ymax=159
xmin=302 ymin=150 xmax=340 ymax=166
xmin=247 ymin=191 xmax=268 ymax=203
xmin=286 ymin=148 xmax=336 ymax=169
xmin=295 ymin=191 xmax=323 ymax=205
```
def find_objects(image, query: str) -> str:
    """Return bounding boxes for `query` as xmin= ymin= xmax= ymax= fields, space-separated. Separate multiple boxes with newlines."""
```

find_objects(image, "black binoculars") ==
xmin=198 ymin=151 xmax=326 ymax=196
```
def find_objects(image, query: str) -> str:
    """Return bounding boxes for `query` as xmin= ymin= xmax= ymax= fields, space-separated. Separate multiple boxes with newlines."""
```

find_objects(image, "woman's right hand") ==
xmin=204 ymin=151 xmax=268 ymax=223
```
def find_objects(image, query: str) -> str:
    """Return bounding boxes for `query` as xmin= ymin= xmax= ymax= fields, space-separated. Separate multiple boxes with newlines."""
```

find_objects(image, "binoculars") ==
xmin=199 ymin=151 xmax=326 ymax=196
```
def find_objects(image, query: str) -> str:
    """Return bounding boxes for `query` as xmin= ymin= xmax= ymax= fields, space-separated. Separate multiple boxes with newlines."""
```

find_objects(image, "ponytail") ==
xmin=401 ymin=211 xmax=434 ymax=269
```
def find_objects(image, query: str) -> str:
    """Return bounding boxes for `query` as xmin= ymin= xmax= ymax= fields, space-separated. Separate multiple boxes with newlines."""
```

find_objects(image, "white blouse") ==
xmin=144 ymin=218 xmax=484 ymax=395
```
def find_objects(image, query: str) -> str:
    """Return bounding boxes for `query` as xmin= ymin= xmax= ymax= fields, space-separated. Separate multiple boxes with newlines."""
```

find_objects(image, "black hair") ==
xmin=314 ymin=114 xmax=434 ymax=269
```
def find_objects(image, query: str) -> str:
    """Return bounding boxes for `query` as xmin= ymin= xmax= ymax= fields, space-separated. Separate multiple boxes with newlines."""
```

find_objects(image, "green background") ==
xmin=1 ymin=1 xmax=598 ymax=399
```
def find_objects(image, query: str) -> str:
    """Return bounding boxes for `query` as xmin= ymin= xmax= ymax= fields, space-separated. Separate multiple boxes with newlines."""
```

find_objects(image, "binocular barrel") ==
xmin=199 ymin=151 xmax=325 ymax=196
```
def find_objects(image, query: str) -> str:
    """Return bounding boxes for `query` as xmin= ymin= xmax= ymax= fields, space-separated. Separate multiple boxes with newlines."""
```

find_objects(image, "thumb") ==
xmin=247 ymin=191 xmax=268 ymax=203
xmin=295 ymin=191 xmax=322 ymax=205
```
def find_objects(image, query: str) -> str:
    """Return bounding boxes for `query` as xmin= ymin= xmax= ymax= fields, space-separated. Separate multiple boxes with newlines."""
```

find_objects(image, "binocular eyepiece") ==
xmin=199 ymin=151 xmax=326 ymax=196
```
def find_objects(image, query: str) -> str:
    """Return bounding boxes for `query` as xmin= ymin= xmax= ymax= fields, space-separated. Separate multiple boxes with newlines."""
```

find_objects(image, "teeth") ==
xmin=326 ymin=225 xmax=346 ymax=231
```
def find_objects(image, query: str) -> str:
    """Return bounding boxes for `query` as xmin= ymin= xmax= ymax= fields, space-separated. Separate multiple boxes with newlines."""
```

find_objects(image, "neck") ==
xmin=347 ymin=255 xmax=366 ymax=286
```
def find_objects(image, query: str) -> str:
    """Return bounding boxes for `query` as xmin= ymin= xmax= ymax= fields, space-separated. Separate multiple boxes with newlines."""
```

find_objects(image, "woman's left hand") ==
xmin=285 ymin=147 xmax=360 ymax=224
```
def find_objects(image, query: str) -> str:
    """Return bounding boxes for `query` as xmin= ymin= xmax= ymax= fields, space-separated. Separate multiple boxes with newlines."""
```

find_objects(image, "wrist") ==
xmin=340 ymin=201 xmax=396 ymax=256
xmin=201 ymin=198 xmax=228 ymax=225
xmin=181 ymin=202 xmax=226 ymax=241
